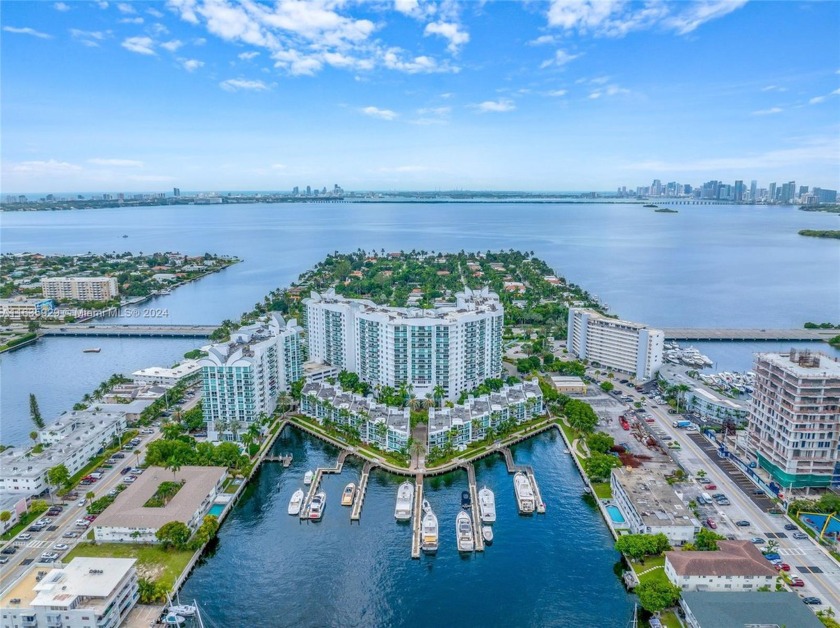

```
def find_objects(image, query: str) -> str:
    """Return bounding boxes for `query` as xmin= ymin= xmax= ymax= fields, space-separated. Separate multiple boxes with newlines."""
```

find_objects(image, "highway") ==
xmin=605 ymin=377 xmax=840 ymax=616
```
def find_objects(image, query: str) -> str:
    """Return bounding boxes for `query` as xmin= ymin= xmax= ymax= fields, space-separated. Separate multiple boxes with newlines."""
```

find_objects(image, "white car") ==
xmin=77 ymin=499 xmax=87 ymax=507
xmin=18 ymin=533 xmax=32 ymax=541
xmin=53 ymin=543 xmax=69 ymax=551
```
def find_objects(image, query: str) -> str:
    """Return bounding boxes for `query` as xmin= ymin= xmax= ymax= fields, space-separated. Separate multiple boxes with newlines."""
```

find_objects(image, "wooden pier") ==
xmin=263 ymin=453 xmax=293 ymax=467
xmin=411 ymin=473 xmax=424 ymax=559
xmin=464 ymin=463 xmax=484 ymax=552
xmin=500 ymin=448 xmax=546 ymax=514
xmin=351 ymin=461 xmax=374 ymax=522
xmin=301 ymin=450 xmax=350 ymax=519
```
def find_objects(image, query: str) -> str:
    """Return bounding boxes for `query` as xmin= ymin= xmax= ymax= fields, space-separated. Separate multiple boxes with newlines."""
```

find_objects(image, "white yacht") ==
xmin=394 ymin=481 xmax=414 ymax=521
xmin=421 ymin=499 xmax=438 ymax=554
xmin=167 ymin=604 xmax=196 ymax=618
xmin=482 ymin=525 xmax=494 ymax=545
xmin=514 ymin=472 xmax=535 ymax=514
xmin=456 ymin=511 xmax=475 ymax=553
xmin=478 ymin=486 xmax=496 ymax=524
xmin=288 ymin=489 xmax=304 ymax=515
xmin=309 ymin=491 xmax=326 ymax=520
xmin=303 ymin=470 xmax=314 ymax=485
xmin=341 ymin=483 xmax=356 ymax=506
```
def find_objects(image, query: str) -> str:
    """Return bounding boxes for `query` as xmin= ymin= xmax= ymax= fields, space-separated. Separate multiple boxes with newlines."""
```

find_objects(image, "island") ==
xmin=655 ymin=208 xmax=678 ymax=213
xmin=799 ymin=204 xmax=840 ymax=214
xmin=798 ymin=229 xmax=840 ymax=239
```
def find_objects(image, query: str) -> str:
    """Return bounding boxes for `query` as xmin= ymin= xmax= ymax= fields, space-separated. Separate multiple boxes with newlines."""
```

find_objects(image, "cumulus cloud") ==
xmin=360 ymin=106 xmax=398 ymax=120
xmin=528 ymin=34 xmax=558 ymax=46
xmin=751 ymin=107 xmax=783 ymax=115
xmin=122 ymin=36 xmax=156 ymax=55
xmin=117 ymin=2 xmax=135 ymax=14
xmin=3 ymin=26 xmax=52 ymax=39
xmin=87 ymin=158 xmax=144 ymax=167
xmin=147 ymin=8 xmax=164 ymax=18
xmin=180 ymin=58 xmax=204 ymax=71
xmin=238 ymin=51 xmax=260 ymax=60
xmin=424 ymin=21 xmax=469 ymax=53
xmin=540 ymin=49 xmax=581 ymax=69
xmin=219 ymin=78 xmax=268 ymax=91
xmin=161 ymin=39 xmax=184 ymax=52
xmin=546 ymin=0 xmax=746 ymax=37
xmin=119 ymin=17 xmax=144 ymax=24
xmin=54 ymin=2 xmax=70 ymax=11
xmin=473 ymin=98 xmax=515 ymax=113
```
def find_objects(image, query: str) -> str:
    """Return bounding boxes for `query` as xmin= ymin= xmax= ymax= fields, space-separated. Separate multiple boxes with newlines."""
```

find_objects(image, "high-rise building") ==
xmin=41 ymin=276 xmax=119 ymax=301
xmin=798 ymin=185 xmax=809 ymax=197
xmin=749 ymin=180 xmax=757 ymax=202
xmin=650 ymin=179 xmax=662 ymax=196
xmin=814 ymin=188 xmax=838 ymax=204
xmin=199 ymin=314 xmax=302 ymax=440
xmin=768 ymin=182 xmax=777 ymax=203
xmin=734 ymin=180 xmax=744 ymax=202
xmin=747 ymin=350 xmax=840 ymax=489
xmin=566 ymin=308 xmax=664 ymax=381
xmin=305 ymin=185 xmax=311 ymax=196
xmin=304 ymin=287 xmax=504 ymax=401
xmin=173 ymin=187 xmax=181 ymax=197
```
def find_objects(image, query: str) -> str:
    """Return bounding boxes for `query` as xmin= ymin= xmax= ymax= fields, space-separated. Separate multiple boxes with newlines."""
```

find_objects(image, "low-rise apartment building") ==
xmin=0 ymin=297 xmax=55 ymax=321
xmin=132 ymin=359 xmax=201 ymax=386
xmin=679 ymin=591 xmax=823 ymax=628
xmin=0 ymin=410 xmax=126 ymax=496
xmin=659 ymin=364 xmax=749 ymax=425
xmin=41 ymin=276 xmax=119 ymax=301
xmin=664 ymin=540 xmax=777 ymax=592
xmin=610 ymin=466 xmax=700 ymax=545
xmin=93 ymin=466 xmax=226 ymax=543
xmin=0 ymin=558 xmax=139 ymax=628
xmin=0 ymin=493 xmax=28 ymax=535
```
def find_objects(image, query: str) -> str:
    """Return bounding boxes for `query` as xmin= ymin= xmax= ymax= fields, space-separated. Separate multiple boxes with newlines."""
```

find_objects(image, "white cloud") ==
xmin=411 ymin=106 xmax=451 ymax=125
xmin=219 ymin=78 xmax=268 ymax=92
xmin=546 ymin=0 xmax=746 ymax=38
xmin=382 ymin=47 xmax=455 ymax=74
xmin=119 ymin=17 xmax=144 ymax=24
xmin=53 ymin=2 xmax=70 ymax=11
xmin=122 ymin=36 xmax=156 ymax=55
xmin=528 ymin=34 xmax=558 ymax=46
xmin=809 ymin=89 xmax=840 ymax=105
xmin=11 ymin=159 xmax=82 ymax=174
xmin=424 ymin=21 xmax=469 ymax=54
xmin=761 ymin=85 xmax=787 ymax=92
xmin=3 ymin=26 xmax=52 ymax=39
xmin=149 ymin=23 xmax=169 ymax=36
xmin=96 ymin=1 xmax=108 ymax=8
xmin=161 ymin=39 xmax=184 ymax=52
xmin=70 ymin=29 xmax=110 ymax=47
xmin=394 ymin=0 xmax=435 ymax=20
xmin=239 ymin=51 xmax=260 ymax=60
xmin=147 ymin=8 xmax=164 ymax=18
xmin=180 ymin=58 xmax=204 ymax=71
xmin=473 ymin=98 xmax=516 ymax=113
xmin=117 ymin=2 xmax=136 ymax=14
xmin=87 ymin=158 xmax=144 ymax=167
xmin=547 ymin=89 xmax=567 ymax=96
xmin=589 ymin=84 xmax=629 ymax=99
xmin=751 ymin=107 xmax=783 ymax=115
xmin=540 ymin=49 xmax=581 ymax=69
xmin=270 ymin=163 xmax=287 ymax=170
xmin=360 ymin=106 xmax=398 ymax=121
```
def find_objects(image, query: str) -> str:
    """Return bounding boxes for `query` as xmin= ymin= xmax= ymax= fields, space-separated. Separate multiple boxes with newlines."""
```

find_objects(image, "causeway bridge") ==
xmin=40 ymin=325 xmax=217 ymax=338
xmin=661 ymin=328 xmax=837 ymax=342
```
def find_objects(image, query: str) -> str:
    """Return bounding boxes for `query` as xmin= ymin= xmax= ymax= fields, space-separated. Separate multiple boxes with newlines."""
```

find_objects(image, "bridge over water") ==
xmin=41 ymin=325 xmax=217 ymax=338
xmin=661 ymin=328 xmax=836 ymax=342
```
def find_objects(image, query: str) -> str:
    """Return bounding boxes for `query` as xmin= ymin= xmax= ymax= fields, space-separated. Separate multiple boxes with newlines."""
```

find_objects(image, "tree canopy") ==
xmin=635 ymin=580 xmax=681 ymax=613
xmin=614 ymin=533 xmax=671 ymax=561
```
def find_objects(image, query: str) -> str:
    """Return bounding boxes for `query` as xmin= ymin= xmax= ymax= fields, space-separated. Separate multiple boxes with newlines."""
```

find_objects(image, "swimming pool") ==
xmin=209 ymin=504 xmax=225 ymax=517
xmin=606 ymin=505 xmax=626 ymax=524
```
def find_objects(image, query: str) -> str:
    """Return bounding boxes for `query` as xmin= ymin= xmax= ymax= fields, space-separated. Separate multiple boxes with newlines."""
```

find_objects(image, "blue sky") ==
xmin=1 ymin=0 xmax=838 ymax=192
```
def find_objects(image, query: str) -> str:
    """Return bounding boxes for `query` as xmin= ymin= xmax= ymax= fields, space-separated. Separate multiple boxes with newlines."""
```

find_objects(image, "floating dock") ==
xmin=351 ymin=461 xmax=374 ymax=522
xmin=410 ymin=473 xmax=424 ymax=559
xmin=464 ymin=463 xmax=484 ymax=552
xmin=500 ymin=447 xmax=546 ymax=514
xmin=301 ymin=450 xmax=349 ymax=519
xmin=264 ymin=453 xmax=293 ymax=467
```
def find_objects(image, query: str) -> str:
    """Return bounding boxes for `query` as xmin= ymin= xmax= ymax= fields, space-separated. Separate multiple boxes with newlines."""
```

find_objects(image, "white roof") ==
xmin=31 ymin=558 xmax=136 ymax=607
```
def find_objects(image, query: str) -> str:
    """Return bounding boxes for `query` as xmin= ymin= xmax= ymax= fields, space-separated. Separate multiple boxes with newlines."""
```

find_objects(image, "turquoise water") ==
xmin=208 ymin=504 xmax=225 ymax=517
xmin=607 ymin=505 xmax=626 ymax=524
xmin=180 ymin=426 xmax=634 ymax=626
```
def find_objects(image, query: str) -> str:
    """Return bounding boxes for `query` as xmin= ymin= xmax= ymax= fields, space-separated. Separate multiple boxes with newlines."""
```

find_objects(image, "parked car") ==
xmin=763 ymin=552 xmax=781 ymax=561
xmin=698 ymin=478 xmax=712 ymax=485
xmin=17 ymin=533 xmax=32 ymax=541
xmin=28 ymin=525 xmax=45 ymax=533
xmin=706 ymin=518 xmax=718 ymax=529
xmin=717 ymin=499 xmax=731 ymax=506
xmin=84 ymin=515 xmax=96 ymax=522
xmin=62 ymin=531 xmax=78 ymax=538
xmin=750 ymin=537 xmax=765 ymax=544
xmin=75 ymin=519 xmax=89 ymax=527
xmin=784 ymin=523 xmax=797 ymax=531
xmin=736 ymin=520 xmax=751 ymax=527
xmin=113 ymin=453 xmax=126 ymax=459
xmin=121 ymin=467 xmax=132 ymax=475
xmin=77 ymin=499 xmax=87 ymax=507
xmin=776 ymin=563 xmax=791 ymax=572
xmin=706 ymin=484 xmax=717 ymax=490
xmin=696 ymin=497 xmax=707 ymax=505
xmin=1 ymin=546 xmax=17 ymax=555
xmin=752 ymin=489 xmax=765 ymax=495
xmin=789 ymin=577 xmax=805 ymax=587
xmin=792 ymin=532 xmax=808 ymax=540
xmin=803 ymin=597 xmax=822 ymax=605
xmin=53 ymin=543 xmax=69 ymax=551
xmin=0 ymin=557 xmax=8 ymax=564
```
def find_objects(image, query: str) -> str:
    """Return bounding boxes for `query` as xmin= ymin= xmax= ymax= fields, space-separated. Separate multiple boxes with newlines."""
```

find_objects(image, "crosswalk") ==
xmin=15 ymin=540 xmax=50 ymax=549
xmin=778 ymin=547 xmax=807 ymax=556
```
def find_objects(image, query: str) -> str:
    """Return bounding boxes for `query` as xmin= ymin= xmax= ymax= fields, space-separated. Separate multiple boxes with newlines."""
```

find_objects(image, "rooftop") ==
xmin=680 ymin=591 xmax=823 ymax=628
xmin=758 ymin=350 xmax=840 ymax=379
xmin=93 ymin=465 xmax=226 ymax=530
xmin=132 ymin=359 xmax=201 ymax=380
xmin=666 ymin=540 xmax=778 ymax=577
xmin=571 ymin=307 xmax=661 ymax=332
xmin=612 ymin=466 xmax=697 ymax=529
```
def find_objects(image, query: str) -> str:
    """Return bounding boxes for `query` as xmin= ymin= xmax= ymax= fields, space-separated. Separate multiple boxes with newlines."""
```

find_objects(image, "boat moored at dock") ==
xmin=514 ymin=472 xmax=535 ymax=514
xmin=341 ymin=483 xmax=356 ymax=506
xmin=478 ymin=486 xmax=496 ymax=523
xmin=421 ymin=499 xmax=438 ymax=554
xmin=303 ymin=470 xmax=314 ymax=485
xmin=456 ymin=511 xmax=475 ymax=553
xmin=309 ymin=491 xmax=326 ymax=520
xmin=482 ymin=525 xmax=494 ymax=545
xmin=395 ymin=481 xmax=414 ymax=521
xmin=460 ymin=490 xmax=471 ymax=510
xmin=288 ymin=489 xmax=304 ymax=515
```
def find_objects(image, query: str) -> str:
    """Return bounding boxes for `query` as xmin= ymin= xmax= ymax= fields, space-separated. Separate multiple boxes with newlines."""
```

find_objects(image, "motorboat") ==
xmin=456 ymin=511 xmax=475 ymax=552
xmin=394 ymin=481 xmax=414 ymax=521
xmin=309 ymin=491 xmax=326 ymax=520
xmin=303 ymin=470 xmax=314 ymax=485
xmin=82 ymin=348 xmax=101 ymax=353
xmin=461 ymin=490 xmax=471 ymax=510
xmin=288 ymin=489 xmax=304 ymax=515
xmin=478 ymin=486 xmax=496 ymax=523
xmin=514 ymin=472 xmax=535 ymax=514
xmin=341 ymin=483 xmax=356 ymax=506
xmin=167 ymin=604 xmax=196 ymax=618
xmin=162 ymin=612 xmax=185 ymax=625
xmin=482 ymin=525 xmax=494 ymax=545
xmin=421 ymin=500 xmax=438 ymax=554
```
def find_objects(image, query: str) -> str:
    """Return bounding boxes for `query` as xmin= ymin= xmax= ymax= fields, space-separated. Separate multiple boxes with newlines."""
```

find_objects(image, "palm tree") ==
xmin=432 ymin=385 xmax=446 ymax=408
xmin=165 ymin=456 xmax=181 ymax=482
xmin=85 ymin=491 xmax=95 ymax=504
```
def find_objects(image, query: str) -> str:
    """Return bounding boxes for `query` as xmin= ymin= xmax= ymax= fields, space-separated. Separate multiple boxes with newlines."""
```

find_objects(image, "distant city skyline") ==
xmin=1 ymin=1 xmax=838 ymax=192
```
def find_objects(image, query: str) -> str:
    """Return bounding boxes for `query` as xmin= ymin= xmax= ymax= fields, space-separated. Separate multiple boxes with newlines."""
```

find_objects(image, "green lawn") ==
xmin=591 ymin=482 xmax=612 ymax=499
xmin=63 ymin=542 xmax=193 ymax=589
xmin=631 ymin=555 xmax=670 ymax=586
xmin=658 ymin=611 xmax=682 ymax=628
xmin=1 ymin=503 xmax=49 ymax=541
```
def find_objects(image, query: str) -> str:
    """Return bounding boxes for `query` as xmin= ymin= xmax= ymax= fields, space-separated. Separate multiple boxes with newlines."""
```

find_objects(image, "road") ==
xmin=603 ymin=376 xmax=840 ymax=615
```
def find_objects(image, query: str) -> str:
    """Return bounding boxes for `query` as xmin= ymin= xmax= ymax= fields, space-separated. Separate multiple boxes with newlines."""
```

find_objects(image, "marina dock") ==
xmin=500 ymin=448 xmax=546 ymax=514
xmin=301 ymin=450 xmax=349 ymax=519
xmin=410 ymin=473 xmax=424 ymax=559
xmin=264 ymin=453 xmax=293 ymax=467
xmin=464 ymin=463 xmax=484 ymax=552
xmin=351 ymin=461 xmax=374 ymax=522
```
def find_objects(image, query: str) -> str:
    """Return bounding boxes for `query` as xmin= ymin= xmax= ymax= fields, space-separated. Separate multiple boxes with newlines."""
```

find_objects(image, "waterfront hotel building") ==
xmin=747 ymin=350 xmax=840 ymax=489
xmin=199 ymin=314 xmax=302 ymax=441
xmin=566 ymin=308 xmax=664 ymax=381
xmin=41 ymin=276 xmax=119 ymax=301
xmin=303 ymin=287 xmax=504 ymax=401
